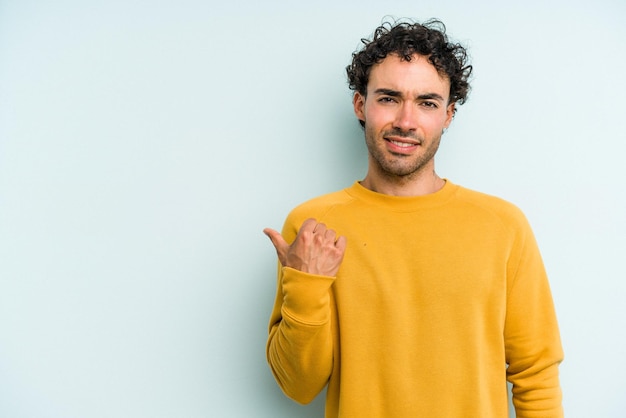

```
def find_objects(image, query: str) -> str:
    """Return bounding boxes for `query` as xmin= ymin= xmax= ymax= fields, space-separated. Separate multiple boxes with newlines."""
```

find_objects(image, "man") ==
xmin=264 ymin=19 xmax=563 ymax=418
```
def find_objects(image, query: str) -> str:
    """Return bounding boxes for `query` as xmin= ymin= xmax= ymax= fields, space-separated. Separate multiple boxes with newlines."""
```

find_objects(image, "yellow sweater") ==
xmin=267 ymin=181 xmax=563 ymax=418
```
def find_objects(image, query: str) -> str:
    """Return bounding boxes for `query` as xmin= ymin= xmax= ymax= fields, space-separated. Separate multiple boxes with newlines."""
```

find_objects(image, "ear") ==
xmin=444 ymin=102 xmax=456 ymax=129
xmin=353 ymin=92 xmax=366 ymax=124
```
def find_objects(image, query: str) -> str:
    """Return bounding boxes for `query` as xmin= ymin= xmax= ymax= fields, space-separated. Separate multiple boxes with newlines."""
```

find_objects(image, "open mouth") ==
xmin=388 ymin=139 xmax=417 ymax=148
xmin=385 ymin=136 xmax=420 ymax=153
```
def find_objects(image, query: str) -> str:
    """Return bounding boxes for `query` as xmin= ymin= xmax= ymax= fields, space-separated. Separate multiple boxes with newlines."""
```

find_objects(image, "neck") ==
xmin=360 ymin=169 xmax=445 ymax=197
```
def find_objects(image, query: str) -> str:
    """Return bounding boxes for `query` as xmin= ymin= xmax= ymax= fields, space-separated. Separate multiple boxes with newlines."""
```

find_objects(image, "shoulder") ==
xmin=281 ymin=186 xmax=356 ymax=238
xmin=452 ymin=184 xmax=531 ymax=230
xmin=291 ymin=188 xmax=354 ymax=216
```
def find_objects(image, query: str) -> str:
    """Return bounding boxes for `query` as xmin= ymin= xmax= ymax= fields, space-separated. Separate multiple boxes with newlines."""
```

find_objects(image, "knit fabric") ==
xmin=267 ymin=180 xmax=563 ymax=418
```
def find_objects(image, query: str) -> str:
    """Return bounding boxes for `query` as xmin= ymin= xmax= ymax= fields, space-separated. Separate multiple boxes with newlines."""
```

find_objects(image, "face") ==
xmin=353 ymin=54 xmax=455 ymax=182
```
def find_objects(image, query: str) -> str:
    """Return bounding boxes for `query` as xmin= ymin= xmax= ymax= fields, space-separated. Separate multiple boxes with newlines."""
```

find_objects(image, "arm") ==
xmin=264 ymin=218 xmax=346 ymax=404
xmin=505 ymin=220 xmax=564 ymax=418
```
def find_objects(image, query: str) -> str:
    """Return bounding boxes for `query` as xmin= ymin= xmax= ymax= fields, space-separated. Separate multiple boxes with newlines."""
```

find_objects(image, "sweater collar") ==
xmin=345 ymin=179 xmax=458 ymax=212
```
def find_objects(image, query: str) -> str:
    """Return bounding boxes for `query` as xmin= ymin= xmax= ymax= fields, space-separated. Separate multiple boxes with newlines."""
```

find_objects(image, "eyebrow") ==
xmin=373 ymin=88 xmax=445 ymax=102
xmin=374 ymin=88 xmax=402 ymax=98
xmin=416 ymin=93 xmax=446 ymax=102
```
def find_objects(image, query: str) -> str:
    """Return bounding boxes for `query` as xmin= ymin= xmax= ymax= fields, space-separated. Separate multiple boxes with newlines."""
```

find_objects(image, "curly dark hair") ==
xmin=346 ymin=18 xmax=472 ymax=107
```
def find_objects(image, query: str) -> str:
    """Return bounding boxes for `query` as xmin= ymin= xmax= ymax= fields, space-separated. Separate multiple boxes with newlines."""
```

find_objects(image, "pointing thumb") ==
xmin=263 ymin=228 xmax=288 ymax=265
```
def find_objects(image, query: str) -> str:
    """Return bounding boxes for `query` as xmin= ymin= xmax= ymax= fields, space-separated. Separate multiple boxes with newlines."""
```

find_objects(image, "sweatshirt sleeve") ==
xmin=266 ymin=264 xmax=335 ymax=404
xmin=504 ymin=215 xmax=564 ymax=418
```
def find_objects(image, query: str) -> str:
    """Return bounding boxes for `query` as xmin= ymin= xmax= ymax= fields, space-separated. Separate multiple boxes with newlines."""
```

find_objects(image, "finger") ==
xmin=263 ymin=228 xmax=287 ymax=250
xmin=263 ymin=228 xmax=289 ymax=263
xmin=313 ymin=222 xmax=328 ymax=235
xmin=323 ymin=228 xmax=336 ymax=241
xmin=335 ymin=235 xmax=348 ymax=251
xmin=300 ymin=218 xmax=319 ymax=234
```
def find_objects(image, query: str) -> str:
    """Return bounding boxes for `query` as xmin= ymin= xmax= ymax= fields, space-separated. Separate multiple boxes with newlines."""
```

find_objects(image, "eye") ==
xmin=421 ymin=101 xmax=439 ymax=109
xmin=378 ymin=97 xmax=397 ymax=104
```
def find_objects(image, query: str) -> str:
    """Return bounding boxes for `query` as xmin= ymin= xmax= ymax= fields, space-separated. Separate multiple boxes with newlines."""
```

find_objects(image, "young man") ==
xmin=264 ymin=19 xmax=563 ymax=417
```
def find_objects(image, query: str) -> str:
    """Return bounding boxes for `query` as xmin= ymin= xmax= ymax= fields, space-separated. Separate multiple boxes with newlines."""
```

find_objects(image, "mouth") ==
xmin=387 ymin=139 xmax=418 ymax=148
xmin=384 ymin=136 xmax=421 ymax=153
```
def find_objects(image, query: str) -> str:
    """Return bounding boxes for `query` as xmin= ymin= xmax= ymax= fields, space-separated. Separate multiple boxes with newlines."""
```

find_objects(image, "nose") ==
xmin=393 ymin=102 xmax=418 ymax=131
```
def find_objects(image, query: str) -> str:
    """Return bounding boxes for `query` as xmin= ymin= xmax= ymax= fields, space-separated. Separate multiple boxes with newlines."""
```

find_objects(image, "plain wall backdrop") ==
xmin=1 ymin=1 xmax=625 ymax=417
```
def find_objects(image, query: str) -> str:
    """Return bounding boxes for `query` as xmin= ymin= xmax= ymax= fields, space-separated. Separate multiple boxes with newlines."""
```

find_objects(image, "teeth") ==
xmin=390 ymin=140 xmax=414 ymax=148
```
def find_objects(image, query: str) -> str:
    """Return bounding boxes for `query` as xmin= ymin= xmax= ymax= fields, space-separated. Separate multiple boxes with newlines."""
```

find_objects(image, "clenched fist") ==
xmin=263 ymin=218 xmax=347 ymax=277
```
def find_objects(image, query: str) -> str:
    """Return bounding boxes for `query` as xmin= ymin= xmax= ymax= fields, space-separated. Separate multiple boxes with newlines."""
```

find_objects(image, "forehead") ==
xmin=368 ymin=54 xmax=450 ymax=97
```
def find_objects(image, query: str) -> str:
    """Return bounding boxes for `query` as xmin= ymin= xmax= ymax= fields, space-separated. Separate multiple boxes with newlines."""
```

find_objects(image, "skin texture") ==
xmin=354 ymin=53 xmax=455 ymax=197
xmin=263 ymin=219 xmax=347 ymax=277
xmin=265 ymin=53 xmax=454 ymax=273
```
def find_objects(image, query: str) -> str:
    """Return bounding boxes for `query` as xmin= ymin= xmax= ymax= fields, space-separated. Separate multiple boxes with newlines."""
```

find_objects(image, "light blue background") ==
xmin=1 ymin=1 xmax=624 ymax=417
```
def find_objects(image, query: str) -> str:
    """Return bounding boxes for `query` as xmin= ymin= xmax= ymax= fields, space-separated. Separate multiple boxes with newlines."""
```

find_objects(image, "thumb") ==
xmin=263 ymin=228 xmax=288 ymax=265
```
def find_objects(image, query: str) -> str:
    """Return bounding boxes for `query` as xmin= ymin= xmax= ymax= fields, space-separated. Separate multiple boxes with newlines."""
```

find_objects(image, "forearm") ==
xmin=266 ymin=267 xmax=335 ymax=404
xmin=506 ymin=277 xmax=563 ymax=417
xmin=504 ymin=214 xmax=564 ymax=417
xmin=508 ymin=357 xmax=563 ymax=417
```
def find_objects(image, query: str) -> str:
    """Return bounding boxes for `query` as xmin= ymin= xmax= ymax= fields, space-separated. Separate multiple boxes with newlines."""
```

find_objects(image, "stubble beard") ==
xmin=364 ymin=124 xmax=442 ymax=181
